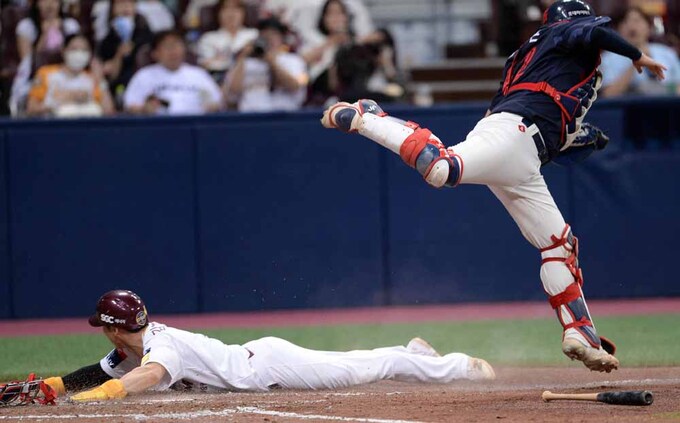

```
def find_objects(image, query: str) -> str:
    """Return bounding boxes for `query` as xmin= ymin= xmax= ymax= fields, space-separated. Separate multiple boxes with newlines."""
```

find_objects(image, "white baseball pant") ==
xmin=243 ymin=337 xmax=471 ymax=390
xmin=358 ymin=111 xmax=597 ymax=347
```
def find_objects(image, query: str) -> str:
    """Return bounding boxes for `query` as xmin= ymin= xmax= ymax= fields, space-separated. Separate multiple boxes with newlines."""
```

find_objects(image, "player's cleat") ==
xmin=562 ymin=338 xmax=619 ymax=373
xmin=467 ymin=357 xmax=496 ymax=381
xmin=321 ymin=99 xmax=386 ymax=133
xmin=406 ymin=337 xmax=441 ymax=357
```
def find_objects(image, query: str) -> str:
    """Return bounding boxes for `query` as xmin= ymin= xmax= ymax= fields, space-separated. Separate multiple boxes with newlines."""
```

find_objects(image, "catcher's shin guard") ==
xmin=540 ymin=225 xmax=618 ymax=372
xmin=398 ymin=122 xmax=462 ymax=188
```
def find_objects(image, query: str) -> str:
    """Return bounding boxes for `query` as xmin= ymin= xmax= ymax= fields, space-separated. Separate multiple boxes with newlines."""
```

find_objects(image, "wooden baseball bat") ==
xmin=542 ymin=390 xmax=654 ymax=406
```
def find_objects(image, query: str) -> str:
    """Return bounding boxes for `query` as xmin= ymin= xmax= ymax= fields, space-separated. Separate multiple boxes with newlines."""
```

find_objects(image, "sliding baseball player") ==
xmin=41 ymin=290 xmax=494 ymax=402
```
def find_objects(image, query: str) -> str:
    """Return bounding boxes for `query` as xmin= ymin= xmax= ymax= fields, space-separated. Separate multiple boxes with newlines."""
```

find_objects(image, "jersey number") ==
xmin=529 ymin=30 xmax=541 ymax=44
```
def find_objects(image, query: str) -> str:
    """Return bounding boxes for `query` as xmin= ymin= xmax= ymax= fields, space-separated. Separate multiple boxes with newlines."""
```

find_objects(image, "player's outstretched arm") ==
xmin=44 ymin=363 xmax=114 ymax=396
xmin=633 ymin=53 xmax=667 ymax=80
xmin=70 ymin=362 xmax=166 ymax=402
xmin=591 ymin=27 xmax=666 ymax=80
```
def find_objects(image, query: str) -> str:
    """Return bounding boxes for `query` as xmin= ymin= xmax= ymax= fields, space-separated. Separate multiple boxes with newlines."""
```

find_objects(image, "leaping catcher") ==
xmin=321 ymin=0 xmax=667 ymax=373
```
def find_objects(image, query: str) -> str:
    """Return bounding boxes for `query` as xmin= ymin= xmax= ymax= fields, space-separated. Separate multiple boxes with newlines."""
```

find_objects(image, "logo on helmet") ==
xmin=568 ymin=10 xmax=590 ymax=17
xmin=100 ymin=313 xmax=115 ymax=324
xmin=100 ymin=313 xmax=126 ymax=325
xmin=136 ymin=308 xmax=148 ymax=326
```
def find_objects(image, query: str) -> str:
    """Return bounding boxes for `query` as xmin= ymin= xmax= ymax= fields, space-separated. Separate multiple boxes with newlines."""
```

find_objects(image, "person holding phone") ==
xmin=124 ymin=30 xmax=222 ymax=115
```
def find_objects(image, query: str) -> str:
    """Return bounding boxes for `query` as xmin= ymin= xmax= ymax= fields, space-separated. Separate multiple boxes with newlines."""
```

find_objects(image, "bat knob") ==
xmin=542 ymin=391 xmax=552 ymax=402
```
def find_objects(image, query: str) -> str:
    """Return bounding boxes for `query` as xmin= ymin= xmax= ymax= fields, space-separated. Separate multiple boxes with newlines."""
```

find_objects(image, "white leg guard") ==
xmin=540 ymin=225 xmax=618 ymax=372
xmin=321 ymin=100 xmax=462 ymax=188
xmin=358 ymin=113 xmax=415 ymax=155
xmin=540 ymin=225 xmax=602 ymax=347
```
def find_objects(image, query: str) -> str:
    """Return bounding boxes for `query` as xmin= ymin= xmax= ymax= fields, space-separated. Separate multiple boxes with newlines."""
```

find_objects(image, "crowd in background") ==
xmin=0 ymin=0 xmax=406 ymax=117
xmin=0 ymin=0 xmax=678 ymax=118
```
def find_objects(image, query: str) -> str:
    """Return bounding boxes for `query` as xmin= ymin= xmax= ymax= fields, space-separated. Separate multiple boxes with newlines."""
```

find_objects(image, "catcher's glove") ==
xmin=0 ymin=373 xmax=57 ymax=407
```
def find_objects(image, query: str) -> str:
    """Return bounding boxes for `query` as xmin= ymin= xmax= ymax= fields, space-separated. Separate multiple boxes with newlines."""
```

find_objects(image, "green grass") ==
xmin=0 ymin=314 xmax=678 ymax=381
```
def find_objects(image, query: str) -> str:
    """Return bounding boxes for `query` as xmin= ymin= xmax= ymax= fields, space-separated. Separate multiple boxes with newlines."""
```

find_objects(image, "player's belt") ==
xmin=521 ymin=117 xmax=549 ymax=165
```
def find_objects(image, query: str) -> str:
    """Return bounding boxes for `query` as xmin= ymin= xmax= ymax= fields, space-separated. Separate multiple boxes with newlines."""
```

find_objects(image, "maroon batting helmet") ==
xmin=88 ymin=290 xmax=149 ymax=332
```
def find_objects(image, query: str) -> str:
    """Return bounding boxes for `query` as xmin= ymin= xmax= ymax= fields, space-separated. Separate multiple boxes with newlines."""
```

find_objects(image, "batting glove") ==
xmin=70 ymin=379 xmax=127 ymax=402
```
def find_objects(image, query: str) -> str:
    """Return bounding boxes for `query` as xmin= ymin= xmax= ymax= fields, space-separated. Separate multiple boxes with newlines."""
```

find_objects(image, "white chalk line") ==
xmin=0 ymin=406 xmax=422 ymax=423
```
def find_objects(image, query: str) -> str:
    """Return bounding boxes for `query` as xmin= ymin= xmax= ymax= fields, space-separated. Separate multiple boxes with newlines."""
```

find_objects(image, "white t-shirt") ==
xmin=100 ymin=322 xmax=267 ymax=391
xmin=124 ymin=63 xmax=222 ymax=115
xmin=197 ymin=28 xmax=259 ymax=72
xmin=15 ymin=17 xmax=81 ymax=44
xmin=230 ymin=53 xmax=307 ymax=112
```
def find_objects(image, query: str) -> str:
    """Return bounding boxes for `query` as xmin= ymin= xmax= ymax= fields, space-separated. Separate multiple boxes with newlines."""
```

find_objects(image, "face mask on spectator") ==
xmin=64 ymin=50 xmax=92 ymax=72
xmin=113 ymin=16 xmax=135 ymax=42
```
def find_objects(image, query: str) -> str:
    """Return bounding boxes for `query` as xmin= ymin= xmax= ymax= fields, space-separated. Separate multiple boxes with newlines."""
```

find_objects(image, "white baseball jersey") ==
xmin=99 ymin=322 xmax=475 ymax=392
xmin=100 ymin=322 xmax=268 ymax=391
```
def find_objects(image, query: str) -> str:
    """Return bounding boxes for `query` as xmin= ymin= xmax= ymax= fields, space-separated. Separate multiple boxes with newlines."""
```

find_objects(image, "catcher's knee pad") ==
xmin=398 ymin=124 xmax=462 ymax=188
xmin=540 ymin=225 xmax=614 ymax=352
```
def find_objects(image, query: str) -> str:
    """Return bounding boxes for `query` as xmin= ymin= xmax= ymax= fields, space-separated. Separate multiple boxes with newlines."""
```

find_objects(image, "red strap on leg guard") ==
xmin=548 ymin=282 xmax=582 ymax=309
xmin=563 ymin=317 xmax=594 ymax=330
xmin=539 ymin=225 xmax=571 ymax=253
xmin=541 ymin=224 xmax=584 ymax=287
xmin=399 ymin=128 xmax=435 ymax=168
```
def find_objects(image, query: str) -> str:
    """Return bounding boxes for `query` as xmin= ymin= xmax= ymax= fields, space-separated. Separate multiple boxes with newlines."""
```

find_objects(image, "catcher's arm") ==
xmin=70 ymin=362 xmax=166 ymax=402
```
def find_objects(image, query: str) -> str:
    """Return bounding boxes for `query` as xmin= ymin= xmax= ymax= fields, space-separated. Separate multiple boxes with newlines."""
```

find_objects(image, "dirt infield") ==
xmin=1 ymin=367 xmax=679 ymax=422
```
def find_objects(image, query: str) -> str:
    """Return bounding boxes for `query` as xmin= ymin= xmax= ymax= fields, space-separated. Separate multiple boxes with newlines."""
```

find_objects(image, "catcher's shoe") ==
xmin=406 ymin=337 xmax=441 ymax=357
xmin=562 ymin=337 xmax=619 ymax=373
xmin=321 ymin=99 xmax=385 ymax=132
xmin=467 ymin=357 xmax=496 ymax=381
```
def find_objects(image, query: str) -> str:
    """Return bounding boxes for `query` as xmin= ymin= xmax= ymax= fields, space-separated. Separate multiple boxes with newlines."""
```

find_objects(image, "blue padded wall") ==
xmin=6 ymin=121 xmax=199 ymax=317
xmin=0 ymin=132 xmax=11 ymax=318
xmin=195 ymin=115 xmax=385 ymax=311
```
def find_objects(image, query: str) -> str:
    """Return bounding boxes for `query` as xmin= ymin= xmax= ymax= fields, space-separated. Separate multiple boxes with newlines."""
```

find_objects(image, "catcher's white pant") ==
xmin=243 ymin=337 xmax=471 ymax=390
xmin=359 ymin=111 xmax=593 ymax=346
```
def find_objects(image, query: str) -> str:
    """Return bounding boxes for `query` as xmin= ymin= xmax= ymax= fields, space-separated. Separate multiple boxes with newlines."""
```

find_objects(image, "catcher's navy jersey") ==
xmin=489 ymin=16 xmax=611 ymax=158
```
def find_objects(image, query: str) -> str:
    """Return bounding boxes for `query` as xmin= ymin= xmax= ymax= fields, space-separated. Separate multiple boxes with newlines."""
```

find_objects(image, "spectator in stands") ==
xmin=97 ymin=0 xmax=154 ymax=107
xmin=223 ymin=17 xmax=308 ymax=112
xmin=26 ymin=33 xmax=114 ymax=117
xmin=600 ymin=6 xmax=680 ymax=97
xmin=261 ymin=0 xmax=375 ymax=40
xmin=301 ymin=0 xmax=402 ymax=105
xmin=196 ymin=0 xmax=258 ymax=81
xmin=15 ymin=0 xmax=80 ymax=62
xmin=92 ymin=0 xmax=175 ymax=42
xmin=11 ymin=0 xmax=81 ymax=115
xmin=124 ymin=30 xmax=222 ymax=115
xmin=333 ymin=30 xmax=404 ymax=104
xmin=301 ymin=0 xmax=353 ymax=89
